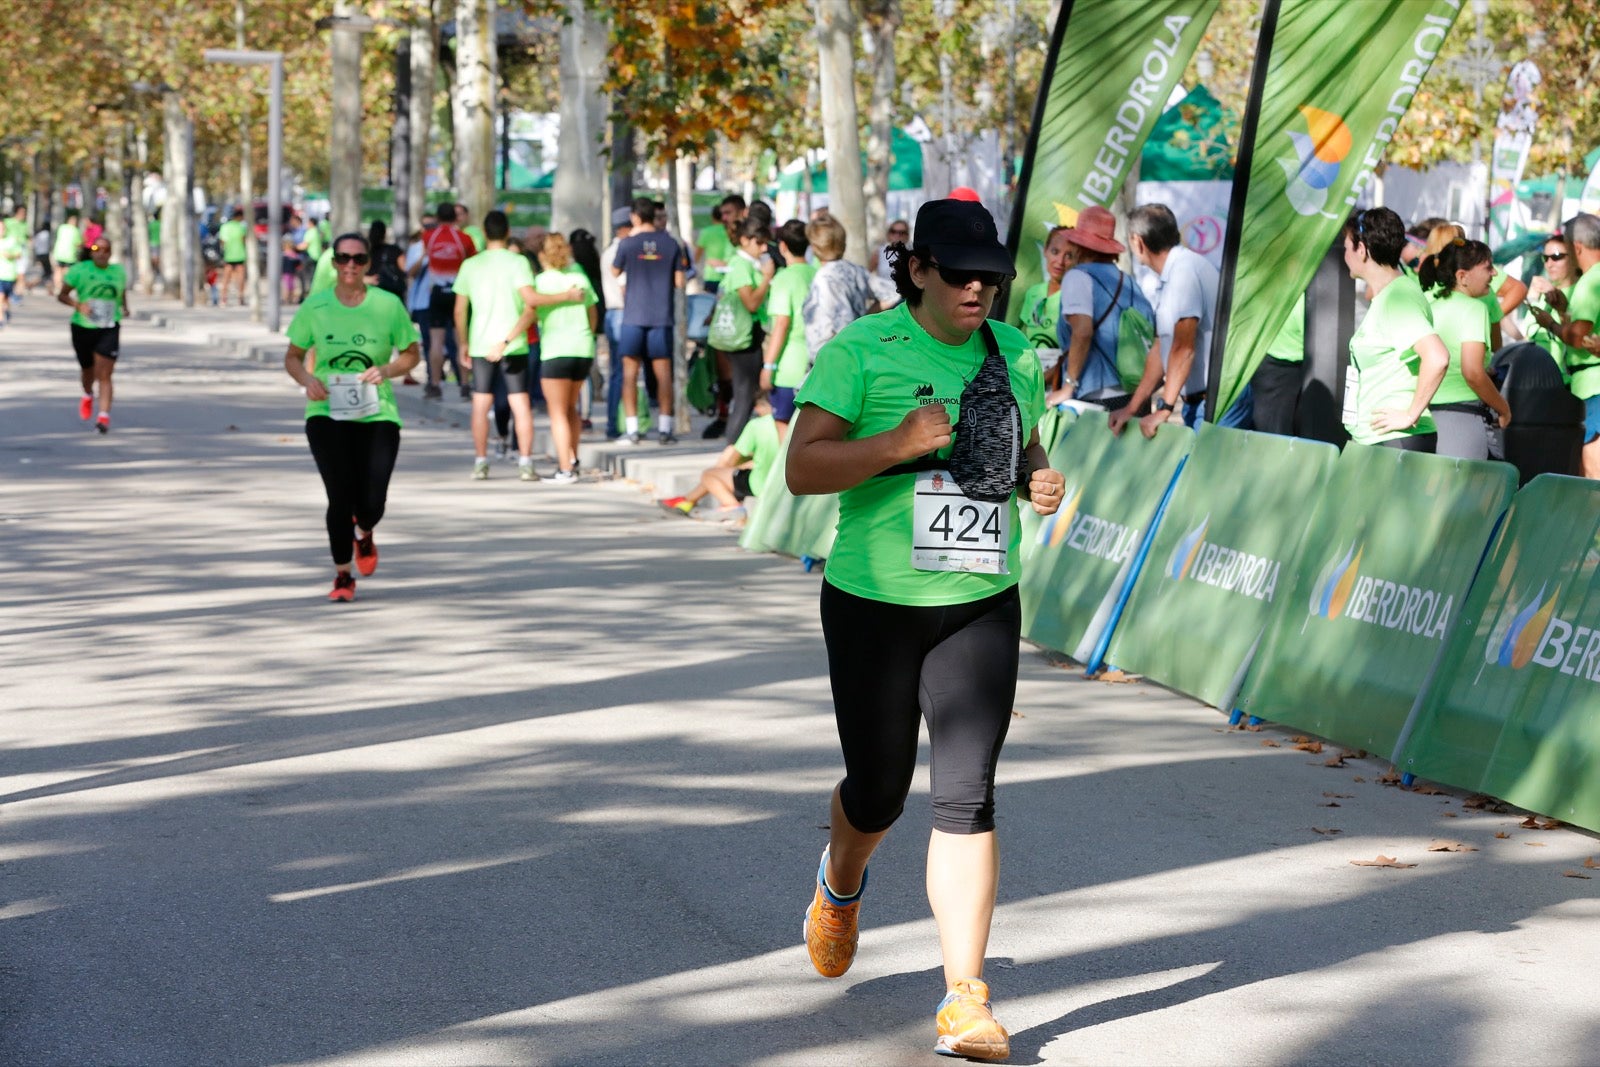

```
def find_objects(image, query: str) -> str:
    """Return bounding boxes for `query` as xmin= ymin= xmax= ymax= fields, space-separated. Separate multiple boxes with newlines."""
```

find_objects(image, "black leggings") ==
xmin=722 ymin=332 xmax=765 ymax=442
xmin=820 ymin=582 xmax=1020 ymax=836
xmin=305 ymin=417 xmax=401 ymax=565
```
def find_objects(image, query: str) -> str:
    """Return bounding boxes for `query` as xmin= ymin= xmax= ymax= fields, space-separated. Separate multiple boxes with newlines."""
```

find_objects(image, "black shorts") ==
xmin=540 ymin=356 xmax=593 ymax=382
xmin=471 ymin=355 xmax=530 ymax=395
xmin=427 ymin=285 xmax=457 ymax=330
xmin=732 ymin=468 xmax=754 ymax=501
xmin=71 ymin=323 xmax=119 ymax=368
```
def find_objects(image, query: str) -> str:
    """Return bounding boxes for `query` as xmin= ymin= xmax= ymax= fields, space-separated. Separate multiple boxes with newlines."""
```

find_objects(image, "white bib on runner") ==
xmin=911 ymin=469 xmax=1009 ymax=575
xmin=327 ymin=374 xmax=380 ymax=421
xmin=86 ymin=299 xmax=117 ymax=328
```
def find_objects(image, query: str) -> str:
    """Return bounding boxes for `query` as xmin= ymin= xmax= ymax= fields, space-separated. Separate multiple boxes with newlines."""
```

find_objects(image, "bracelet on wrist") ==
xmin=762 ymin=363 xmax=777 ymax=371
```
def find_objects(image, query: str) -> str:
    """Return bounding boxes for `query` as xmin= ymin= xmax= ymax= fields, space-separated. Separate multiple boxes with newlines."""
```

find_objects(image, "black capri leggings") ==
xmin=820 ymin=581 xmax=1021 ymax=836
xmin=305 ymin=416 xmax=401 ymax=565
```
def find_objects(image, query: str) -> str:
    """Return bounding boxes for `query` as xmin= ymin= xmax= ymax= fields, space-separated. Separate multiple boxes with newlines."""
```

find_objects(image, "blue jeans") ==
xmin=604 ymin=309 xmax=626 ymax=436
xmin=1185 ymin=384 xmax=1255 ymax=430
xmin=415 ymin=309 xmax=460 ymax=384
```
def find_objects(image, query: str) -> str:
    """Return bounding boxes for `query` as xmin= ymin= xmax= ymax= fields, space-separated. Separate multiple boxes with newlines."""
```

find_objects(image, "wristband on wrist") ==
xmin=762 ymin=362 xmax=777 ymax=371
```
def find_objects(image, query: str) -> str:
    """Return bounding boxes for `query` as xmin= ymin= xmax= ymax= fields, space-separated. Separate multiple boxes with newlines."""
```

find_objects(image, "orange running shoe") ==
xmin=79 ymin=395 xmax=93 ymax=421
xmin=934 ymin=979 xmax=1010 ymax=1061
xmin=328 ymin=571 xmax=356 ymax=602
xmin=354 ymin=530 xmax=378 ymax=576
xmin=802 ymin=850 xmax=865 ymax=978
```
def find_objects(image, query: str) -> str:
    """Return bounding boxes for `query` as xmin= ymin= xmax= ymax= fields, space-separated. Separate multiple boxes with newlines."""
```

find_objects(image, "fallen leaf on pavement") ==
xmin=1494 ymin=832 xmax=1511 ymax=839
xmin=1426 ymin=840 xmax=1477 ymax=852
xmin=1322 ymin=754 xmax=1346 ymax=767
xmin=1295 ymin=741 xmax=1324 ymax=754
xmin=1442 ymin=811 xmax=1458 ymax=817
xmin=1520 ymin=816 xmax=1539 ymax=828
xmin=1311 ymin=826 xmax=1343 ymax=835
xmin=1291 ymin=736 xmax=1312 ymax=744
xmin=1351 ymin=855 xmax=1416 ymax=868
xmin=1562 ymin=870 xmax=1592 ymax=879
xmin=1526 ymin=841 xmax=1547 ymax=847
xmin=226 ymin=424 xmax=240 ymax=432
xmin=1096 ymin=669 xmax=1140 ymax=684
xmin=1324 ymin=792 xmax=1353 ymax=799
xmin=1010 ymin=710 xmax=1025 ymax=718
xmin=1320 ymin=801 xmax=1341 ymax=808
xmin=1242 ymin=723 xmax=1264 ymax=732
xmin=1411 ymin=783 xmax=1446 ymax=795
xmin=1463 ymin=794 xmax=1508 ymax=812
xmin=1538 ymin=817 xmax=1563 ymax=830
xmin=1585 ymin=857 xmax=1599 ymax=869
xmin=1377 ymin=770 xmax=1403 ymax=786
xmin=1261 ymin=739 xmax=1281 ymax=747
xmin=1352 ymin=775 xmax=1367 ymax=782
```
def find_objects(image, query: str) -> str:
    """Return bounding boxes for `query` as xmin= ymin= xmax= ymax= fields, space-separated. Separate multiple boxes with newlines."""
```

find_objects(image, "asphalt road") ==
xmin=2 ymin=295 xmax=1598 ymax=1066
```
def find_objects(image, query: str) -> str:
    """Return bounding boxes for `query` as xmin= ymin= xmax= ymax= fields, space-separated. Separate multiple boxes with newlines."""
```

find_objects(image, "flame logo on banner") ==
xmin=1308 ymin=542 xmax=1363 ymax=619
xmin=1166 ymin=515 xmax=1210 ymax=581
xmin=1483 ymin=583 xmax=1561 ymax=670
xmin=1278 ymin=106 xmax=1352 ymax=218
xmin=1036 ymin=485 xmax=1083 ymax=548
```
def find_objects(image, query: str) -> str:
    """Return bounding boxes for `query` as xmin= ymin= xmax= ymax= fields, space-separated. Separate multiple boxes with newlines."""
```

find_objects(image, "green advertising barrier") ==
xmin=1396 ymin=475 xmax=1600 ymax=833
xmin=1022 ymin=416 xmax=1193 ymax=663
xmin=738 ymin=435 xmax=838 ymax=562
xmin=1236 ymin=443 xmax=1517 ymax=755
xmin=1107 ymin=424 xmax=1338 ymax=708
xmin=1014 ymin=405 xmax=1079 ymax=573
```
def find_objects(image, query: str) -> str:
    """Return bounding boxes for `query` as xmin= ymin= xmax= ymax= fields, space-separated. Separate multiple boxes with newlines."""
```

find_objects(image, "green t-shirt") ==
xmin=697 ymin=224 xmax=733 ymax=284
xmin=1566 ymin=268 xmax=1600 ymax=400
xmin=1523 ymin=284 xmax=1573 ymax=380
xmin=1426 ymin=289 xmax=1490 ymax=406
xmin=0 ymin=236 xmax=22 ymax=282
xmin=1017 ymin=281 xmax=1062 ymax=351
xmin=454 ymin=248 xmax=536 ymax=357
xmin=303 ymin=225 xmax=324 ymax=260
xmin=795 ymin=301 xmax=1046 ymax=607
xmin=533 ymin=265 xmax=598 ymax=359
xmin=148 ymin=216 xmax=161 ymax=246
xmin=1345 ymin=272 xmax=1437 ymax=445
xmin=1265 ymin=294 xmax=1306 ymax=363
xmin=53 ymin=223 xmax=81 ymax=264
xmin=463 ymin=225 xmax=487 ymax=253
xmin=218 ymin=219 xmax=248 ymax=262
xmin=286 ymin=287 xmax=419 ymax=425
xmin=3 ymin=218 xmax=28 ymax=246
xmin=1479 ymin=268 xmax=1509 ymax=325
xmin=309 ymin=248 xmax=336 ymax=295
xmin=733 ymin=413 xmax=781 ymax=495
xmin=62 ymin=261 xmax=126 ymax=328
xmin=766 ymin=261 xmax=816 ymax=388
xmin=722 ymin=251 xmax=770 ymax=329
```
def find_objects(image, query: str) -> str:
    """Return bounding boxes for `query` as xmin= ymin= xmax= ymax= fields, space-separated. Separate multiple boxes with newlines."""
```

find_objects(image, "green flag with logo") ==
xmin=1209 ymin=0 xmax=1463 ymax=418
xmin=1005 ymin=0 xmax=1218 ymax=324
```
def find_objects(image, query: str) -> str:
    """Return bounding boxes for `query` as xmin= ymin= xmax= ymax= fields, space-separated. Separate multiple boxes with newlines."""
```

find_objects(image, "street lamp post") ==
xmin=204 ymin=49 xmax=284 ymax=332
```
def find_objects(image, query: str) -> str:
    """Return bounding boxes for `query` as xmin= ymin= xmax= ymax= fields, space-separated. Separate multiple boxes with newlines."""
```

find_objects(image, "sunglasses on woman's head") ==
xmin=927 ymin=259 xmax=1006 ymax=289
xmin=333 ymin=252 xmax=369 ymax=266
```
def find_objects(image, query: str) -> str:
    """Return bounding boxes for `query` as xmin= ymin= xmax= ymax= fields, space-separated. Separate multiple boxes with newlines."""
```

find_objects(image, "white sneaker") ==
xmin=621 ymin=432 xmax=642 ymax=446
xmin=472 ymin=459 xmax=489 ymax=480
xmin=551 ymin=469 xmax=578 ymax=484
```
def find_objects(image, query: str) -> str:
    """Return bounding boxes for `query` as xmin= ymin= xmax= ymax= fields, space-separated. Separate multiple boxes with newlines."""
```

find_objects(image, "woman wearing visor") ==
xmin=787 ymin=197 xmax=1066 ymax=1061
xmin=58 ymin=237 xmax=128 ymax=433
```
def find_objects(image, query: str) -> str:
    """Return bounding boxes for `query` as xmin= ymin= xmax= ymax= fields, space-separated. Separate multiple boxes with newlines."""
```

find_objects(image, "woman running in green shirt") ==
xmin=1418 ymin=237 xmax=1510 ymax=460
xmin=786 ymin=198 xmax=1065 ymax=1062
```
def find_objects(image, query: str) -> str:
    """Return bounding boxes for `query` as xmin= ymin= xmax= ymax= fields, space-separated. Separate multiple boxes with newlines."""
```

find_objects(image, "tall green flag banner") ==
xmin=1236 ymin=443 xmax=1515 ymax=757
xmin=1107 ymin=425 xmax=1337 ymax=709
xmin=739 ymin=436 xmax=838 ymax=562
xmin=1207 ymin=0 xmax=1464 ymax=418
xmin=1004 ymin=0 xmax=1218 ymax=324
xmin=1022 ymin=417 xmax=1193 ymax=662
xmin=1396 ymin=476 xmax=1600 ymax=833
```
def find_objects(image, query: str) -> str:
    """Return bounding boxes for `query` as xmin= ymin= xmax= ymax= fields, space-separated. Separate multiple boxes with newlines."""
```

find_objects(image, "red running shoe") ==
xmin=79 ymin=395 xmax=93 ymax=421
xmin=354 ymin=530 xmax=378 ymax=576
xmin=96 ymin=413 xmax=110 ymax=434
xmin=328 ymin=571 xmax=356 ymax=602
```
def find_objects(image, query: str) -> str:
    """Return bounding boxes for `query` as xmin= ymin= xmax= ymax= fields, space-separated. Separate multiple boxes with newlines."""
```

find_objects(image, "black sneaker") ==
xmin=659 ymin=431 xmax=678 ymax=446
xmin=423 ymin=384 xmax=442 ymax=400
xmin=701 ymin=418 xmax=725 ymax=439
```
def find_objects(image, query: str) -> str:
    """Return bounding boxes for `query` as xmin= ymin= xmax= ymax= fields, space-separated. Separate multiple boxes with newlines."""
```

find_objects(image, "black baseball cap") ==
xmin=912 ymin=198 xmax=1016 ymax=277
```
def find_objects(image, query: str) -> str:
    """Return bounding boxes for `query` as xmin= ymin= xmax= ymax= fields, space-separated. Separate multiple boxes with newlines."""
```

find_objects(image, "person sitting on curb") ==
xmin=659 ymin=393 xmax=781 ymax=525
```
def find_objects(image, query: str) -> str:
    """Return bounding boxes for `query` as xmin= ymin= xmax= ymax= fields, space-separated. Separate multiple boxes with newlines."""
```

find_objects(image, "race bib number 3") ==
xmin=911 ymin=470 xmax=1009 ymax=575
xmin=326 ymin=374 xmax=380 ymax=421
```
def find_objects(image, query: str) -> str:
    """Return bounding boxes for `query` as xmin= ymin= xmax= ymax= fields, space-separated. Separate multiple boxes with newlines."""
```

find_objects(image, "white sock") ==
xmin=475 ymin=454 xmax=487 ymax=462
xmin=518 ymin=455 xmax=532 ymax=467
xmin=658 ymin=414 xmax=673 ymax=433
xmin=625 ymin=416 xmax=639 ymax=434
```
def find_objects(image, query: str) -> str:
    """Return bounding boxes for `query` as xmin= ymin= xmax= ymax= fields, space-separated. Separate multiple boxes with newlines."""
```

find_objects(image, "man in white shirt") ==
xmin=599 ymin=207 xmax=631 ymax=438
xmin=1110 ymin=202 xmax=1223 ymax=437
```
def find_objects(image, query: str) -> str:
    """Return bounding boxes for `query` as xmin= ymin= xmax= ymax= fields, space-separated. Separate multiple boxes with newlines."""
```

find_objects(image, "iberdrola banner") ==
xmin=1209 ymin=0 xmax=1464 ymax=418
xmin=1004 ymin=0 xmax=1218 ymax=324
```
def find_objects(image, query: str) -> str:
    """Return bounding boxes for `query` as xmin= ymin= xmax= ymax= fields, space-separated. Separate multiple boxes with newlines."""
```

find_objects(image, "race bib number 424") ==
xmin=911 ymin=470 xmax=1009 ymax=575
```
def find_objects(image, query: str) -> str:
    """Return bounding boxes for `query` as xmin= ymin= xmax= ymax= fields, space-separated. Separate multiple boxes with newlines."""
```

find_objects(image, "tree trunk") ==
xmin=551 ymin=0 xmax=607 ymax=237
xmin=408 ymin=12 xmax=435 ymax=228
xmin=104 ymin=132 xmax=126 ymax=267
xmin=329 ymin=0 xmax=364 ymax=236
xmin=814 ymin=0 xmax=868 ymax=267
xmin=161 ymin=94 xmax=186 ymax=297
xmin=669 ymin=155 xmax=691 ymax=432
xmin=609 ymin=117 xmax=634 ymax=219
xmin=391 ymin=32 xmax=412 ymax=238
xmin=130 ymin=126 xmax=152 ymax=294
xmin=237 ymin=0 xmax=260 ymax=320
xmin=858 ymin=0 xmax=899 ymax=245
xmin=452 ymin=0 xmax=496 ymax=221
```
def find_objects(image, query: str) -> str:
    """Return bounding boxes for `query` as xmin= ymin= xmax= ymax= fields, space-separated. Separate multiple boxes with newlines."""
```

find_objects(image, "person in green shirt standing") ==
xmin=1522 ymin=234 xmax=1577 ymax=376
xmin=717 ymin=216 xmax=777 ymax=443
xmin=758 ymin=219 xmax=817 ymax=428
xmin=785 ymin=198 xmax=1065 ymax=1062
xmin=1418 ymin=237 xmax=1510 ymax=460
xmin=4 ymin=206 xmax=29 ymax=296
xmin=0 ymin=230 xmax=23 ymax=324
xmin=695 ymin=197 xmax=740 ymax=294
xmin=1250 ymin=293 xmax=1305 ymax=436
xmin=530 ymin=231 xmax=599 ymax=483
xmin=1014 ymin=224 xmax=1072 ymax=373
xmin=1529 ymin=212 xmax=1600 ymax=478
xmin=57 ymin=237 xmax=129 ymax=432
xmin=52 ymin=212 xmax=83 ymax=290
xmin=1342 ymin=208 xmax=1449 ymax=451
xmin=217 ymin=207 xmax=250 ymax=307
xmin=282 ymin=231 xmax=422 ymax=602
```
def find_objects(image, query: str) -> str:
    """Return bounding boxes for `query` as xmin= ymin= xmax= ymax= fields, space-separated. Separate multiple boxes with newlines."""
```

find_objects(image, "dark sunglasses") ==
xmin=332 ymin=252 xmax=369 ymax=266
xmin=1543 ymin=251 xmax=1568 ymax=262
xmin=927 ymin=259 xmax=1006 ymax=289
xmin=887 ymin=227 xmax=909 ymax=237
